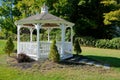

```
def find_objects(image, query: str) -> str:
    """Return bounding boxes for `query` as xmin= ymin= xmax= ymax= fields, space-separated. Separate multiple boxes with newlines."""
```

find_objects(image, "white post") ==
xmin=61 ymin=24 xmax=66 ymax=58
xmin=70 ymin=27 xmax=73 ymax=53
xmin=17 ymin=25 xmax=21 ymax=56
xmin=48 ymin=28 xmax=50 ymax=42
xmin=30 ymin=28 xmax=34 ymax=42
xmin=35 ymin=24 xmax=41 ymax=60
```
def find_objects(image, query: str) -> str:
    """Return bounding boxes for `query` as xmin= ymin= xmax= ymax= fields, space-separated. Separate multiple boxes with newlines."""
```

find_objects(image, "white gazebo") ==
xmin=15 ymin=5 xmax=74 ymax=60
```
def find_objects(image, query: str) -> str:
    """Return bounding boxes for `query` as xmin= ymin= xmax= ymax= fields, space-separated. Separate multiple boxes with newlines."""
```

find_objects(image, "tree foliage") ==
xmin=71 ymin=0 xmax=120 ymax=39
xmin=0 ymin=0 xmax=17 ymax=34
xmin=0 ymin=0 xmax=120 ymax=39
xmin=15 ymin=0 xmax=45 ymax=18
xmin=104 ymin=9 xmax=120 ymax=26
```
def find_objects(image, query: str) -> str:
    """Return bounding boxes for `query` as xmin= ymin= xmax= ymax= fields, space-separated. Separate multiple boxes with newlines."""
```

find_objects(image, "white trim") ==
xmin=35 ymin=24 xmax=41 ymax=60
xmin=17 ymin=25 xmax=21 ymax=56
xmin=29 ymin=28 xmax=34 ymax=42
xmin=70 ymin=27 xmax=73 ymax=53
xmin=61 ymin=24 xmax=66 ymax=57
xmin=47 ymin=28 xmax=51 ymax=42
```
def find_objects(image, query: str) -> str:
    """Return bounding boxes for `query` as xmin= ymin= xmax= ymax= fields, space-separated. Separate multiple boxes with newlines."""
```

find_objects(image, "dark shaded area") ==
xmin=60 ymin=55 xmax=120 ymax=68
xmin=85 ymin=55 xmax=120 ymax=68
xmin=60 ymin=55 xmax=100 ymax=65
xmin=17 ymin=53 xmax=35 ymax=63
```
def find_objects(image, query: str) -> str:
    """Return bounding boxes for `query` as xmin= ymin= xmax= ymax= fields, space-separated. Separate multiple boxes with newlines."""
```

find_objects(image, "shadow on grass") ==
xmin=85 ymin=55 xmax=120 ymax=68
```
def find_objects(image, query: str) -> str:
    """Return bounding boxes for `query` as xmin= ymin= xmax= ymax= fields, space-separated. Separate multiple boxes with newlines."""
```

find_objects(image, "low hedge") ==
xmin=95 ymin=38 xmax=120 ymax=49
xmin=109 ymin=38 xmax=120 ymax=49
xmin=78 ymin=37 xmax=120 ymax=49
xmin=78 ymin=36 xmax=96 ymax=47
xmin=95 ymin=39 xmax=110 ymax=49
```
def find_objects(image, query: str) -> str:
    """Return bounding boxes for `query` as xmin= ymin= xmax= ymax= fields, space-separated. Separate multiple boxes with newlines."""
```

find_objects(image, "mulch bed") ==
xmin=6 ymin=55 xmax=110 ymax=73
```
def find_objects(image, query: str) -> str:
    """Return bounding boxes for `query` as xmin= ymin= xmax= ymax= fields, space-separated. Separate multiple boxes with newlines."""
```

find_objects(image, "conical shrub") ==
xmin=48 ymin=40 xmax=60 ymax=62
xmin=4 ymin=37 xmax=14 ymax=56
xmin=73 ymin=38 xmax=82 ymax=55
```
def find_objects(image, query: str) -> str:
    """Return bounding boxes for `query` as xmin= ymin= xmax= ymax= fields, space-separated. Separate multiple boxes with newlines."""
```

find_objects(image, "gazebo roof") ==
xmin=15 ymin=5 xmax=74 ymax=27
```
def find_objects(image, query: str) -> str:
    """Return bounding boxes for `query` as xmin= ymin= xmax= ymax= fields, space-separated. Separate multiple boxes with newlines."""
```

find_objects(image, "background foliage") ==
xmin=0 ymin=0 xmax=120 ymax=39
xmin=79 ymin=36 xmax=120 ymax=49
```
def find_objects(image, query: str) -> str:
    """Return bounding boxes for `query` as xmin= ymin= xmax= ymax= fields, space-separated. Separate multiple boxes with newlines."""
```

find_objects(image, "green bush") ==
xmin=109 ymin=38 xmax=120 ymax=49
xmin=48 ymin=40 xmax=60 ymax=62
xmin=78 ymin=36 xmax=120 ymax=50
xmin=95 ymin=39 xmax=110 ymax=49
xmin=95 ymin=38 xmax=120 ymax=49
xmin=78 ymin=36 xmax=96 ymax=47
xmin=4 ymin=37 xmax=14 ymax=56
xmin=73 ymin=38 xmax=82 ymax=55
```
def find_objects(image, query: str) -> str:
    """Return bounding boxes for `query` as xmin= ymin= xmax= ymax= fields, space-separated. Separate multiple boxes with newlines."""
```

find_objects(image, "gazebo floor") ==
xmin=28 ymin=53 xmax=73 ymax=61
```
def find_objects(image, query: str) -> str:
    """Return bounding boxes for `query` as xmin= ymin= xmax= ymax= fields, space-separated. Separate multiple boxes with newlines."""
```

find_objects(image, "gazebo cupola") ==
xmin=15 ymin=4 xmax=75 ymax=60
xmin=41 ymin=4 xmax=48 ymax=13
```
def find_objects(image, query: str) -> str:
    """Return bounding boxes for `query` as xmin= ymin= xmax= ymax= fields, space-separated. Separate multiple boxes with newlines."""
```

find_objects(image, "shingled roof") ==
xmin=15 ymin=5 xmax=74 ymax=27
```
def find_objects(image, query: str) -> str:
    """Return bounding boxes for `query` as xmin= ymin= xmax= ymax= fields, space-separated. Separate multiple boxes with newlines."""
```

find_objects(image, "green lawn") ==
xmin=81 ymin=47 xmax=120 ymax=71
xmin=0 ymin=40 xmax=6 ymax=54
xmin=0 ymin=40 xmax=120 ymax=80
xmin=0 ymin=40 xmax=17 ymax=55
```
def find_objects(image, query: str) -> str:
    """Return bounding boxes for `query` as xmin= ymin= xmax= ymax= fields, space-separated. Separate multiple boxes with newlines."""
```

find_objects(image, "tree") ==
xmin=48 ymin=40 xmax=60 ymax=62
xmin=0 ymin=0 xmax=17 ymax=34
xmin=73 ymin=0 xmax=105 ymax=38
xmin=15 ymin=0 xmax=45 ymax=18
xmin=1 ymin=0 xmax=119 ymax=39
xmin=71 ymin=0 xmax=120 ymax=39
xmin=101 ymin=0 xmax=120 ymax=38
xmin=73 ymin=37 xmax=82 ymax=55
xmin=104 ymin=10 xmax=120 ymax=26
xmin=4 ymin=37 xmax=14 ymax=56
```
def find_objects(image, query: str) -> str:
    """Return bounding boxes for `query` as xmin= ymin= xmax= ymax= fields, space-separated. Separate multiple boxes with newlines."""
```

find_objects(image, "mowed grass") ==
xmin=0 ymin=65 xmax=63 ymax=80
xmin=0 ymin=40 xmax=17 ymax=54
xmin=0 ymin=40 xmax=6 ymax=54
xmin=81 ymin=47 xmax=120 ymax=71
xmin=0 ymin=39 xmax=120 ymax=80
xmin=0 ymin=55 xmax=120 ymax=80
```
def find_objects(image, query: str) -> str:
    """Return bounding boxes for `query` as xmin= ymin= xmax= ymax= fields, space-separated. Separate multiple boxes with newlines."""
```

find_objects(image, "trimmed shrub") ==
xmin=95 ymin=38 xmax=120 ymax=49
xmin=95 ymin=39 xmax=110 ymax=49
xmin=48 ymin=40 xmax=60 ymax=62
xmin=77 ymin=36 xmax=120 ymax=49
xmin=78 ymin=36 xmax=96 ymax=47
xmin=109 ymin=38 xmax=120 ymax=49
xmin=17 ymin=53 xmax=34 ymax=63
xmin=4 ymin=37 xmax=14 ymax=56
xmin=73 ymin=38 xmax=82 ymax=55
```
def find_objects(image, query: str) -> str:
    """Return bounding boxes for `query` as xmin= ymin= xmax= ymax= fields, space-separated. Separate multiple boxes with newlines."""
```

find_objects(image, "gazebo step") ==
xmin=27 ymin=53 xmax=73 ymax=61
xmin=27 ymin=54 xmax=38 ymax=60
xmin=61 ymin=53 xmax=73 ymax=60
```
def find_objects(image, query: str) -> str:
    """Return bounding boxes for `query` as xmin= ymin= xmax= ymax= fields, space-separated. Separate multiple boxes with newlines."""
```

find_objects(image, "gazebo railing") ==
xmin=39 ymin=42 xmax=62 ymax=57
xmin=19 ymin=42 xmax=37 ymax=56
xmin=19 ymin=41 xmax=72 ymax=59
xmin=64 ymin=42 xmax=72 ymax=53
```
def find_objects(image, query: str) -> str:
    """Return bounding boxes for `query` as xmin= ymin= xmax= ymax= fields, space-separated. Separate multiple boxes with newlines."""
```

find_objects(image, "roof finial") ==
xmin=41 ymin=3 xmax=48 ymax=13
